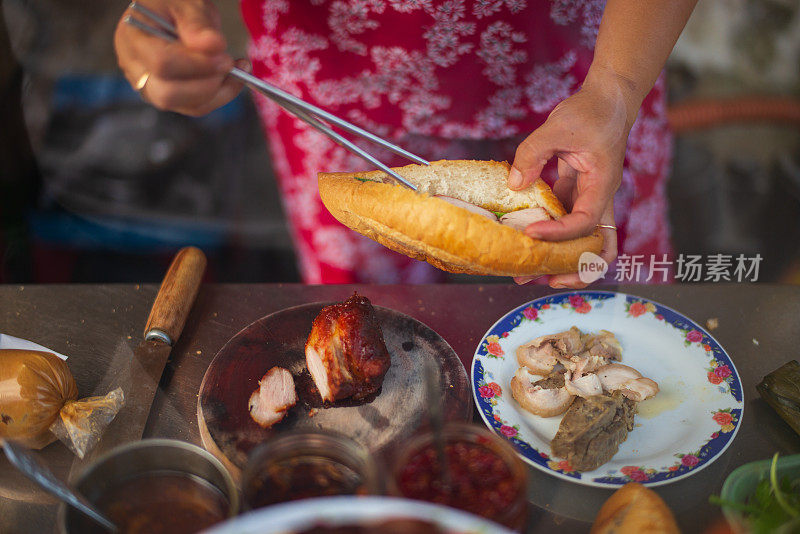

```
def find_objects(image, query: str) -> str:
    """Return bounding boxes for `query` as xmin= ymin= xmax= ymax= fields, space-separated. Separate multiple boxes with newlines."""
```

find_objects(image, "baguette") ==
xmin=591 ymin=483 xmax=680 ymax=534
xmin=318 ymin=160 xmax=604 ymax=277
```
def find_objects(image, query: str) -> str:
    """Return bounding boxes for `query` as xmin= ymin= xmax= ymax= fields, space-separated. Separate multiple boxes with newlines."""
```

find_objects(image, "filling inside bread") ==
xmin=350 ymin=160 xmax=563 ymax=234
xmin=433 ymin=195 xmax=552 ymax=233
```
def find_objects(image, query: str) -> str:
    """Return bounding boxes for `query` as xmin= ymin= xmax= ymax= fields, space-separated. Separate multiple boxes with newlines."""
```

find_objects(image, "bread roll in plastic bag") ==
xmin=0 ymin=349 xmax=124 ymax=458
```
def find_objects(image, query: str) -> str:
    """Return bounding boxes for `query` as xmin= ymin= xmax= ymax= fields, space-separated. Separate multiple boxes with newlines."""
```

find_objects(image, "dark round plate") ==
xmin=198 ymin=302 xmax=471 ymax=471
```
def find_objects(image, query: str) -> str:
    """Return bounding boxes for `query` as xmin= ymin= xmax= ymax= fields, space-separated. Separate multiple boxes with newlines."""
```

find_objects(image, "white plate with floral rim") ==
xmin=471 ymin=291 xmax=744 ymax=488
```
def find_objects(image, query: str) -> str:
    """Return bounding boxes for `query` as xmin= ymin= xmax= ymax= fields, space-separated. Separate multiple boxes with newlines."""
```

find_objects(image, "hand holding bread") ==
xmin=318 ymin=160 xmax=603 ymax=278
xmin=509 ymin=69 xmax=639 ymax=287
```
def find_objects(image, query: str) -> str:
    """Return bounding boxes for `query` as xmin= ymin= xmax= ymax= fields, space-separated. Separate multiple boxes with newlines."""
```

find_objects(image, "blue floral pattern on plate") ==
xmin=471 ymin=291 xmax=744 ymax=488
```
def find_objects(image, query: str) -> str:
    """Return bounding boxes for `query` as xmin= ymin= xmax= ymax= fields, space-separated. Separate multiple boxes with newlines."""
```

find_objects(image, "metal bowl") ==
xmin=57 ymin=439 xmax=238 ymax=533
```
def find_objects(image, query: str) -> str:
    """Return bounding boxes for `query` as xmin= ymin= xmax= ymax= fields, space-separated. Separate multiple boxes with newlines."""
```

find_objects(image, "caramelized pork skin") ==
xmin=305 ymin=294 xmax=391 ymax=403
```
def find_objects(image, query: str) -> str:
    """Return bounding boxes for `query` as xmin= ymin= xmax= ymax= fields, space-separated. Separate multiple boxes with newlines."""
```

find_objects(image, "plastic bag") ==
xmin=0 ymin=349 xmax=124 ymax=457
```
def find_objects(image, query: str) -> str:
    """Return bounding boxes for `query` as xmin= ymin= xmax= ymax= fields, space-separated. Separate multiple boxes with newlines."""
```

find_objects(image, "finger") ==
xmin=552 ymin=159 xmax=579 ymax=210
xmin=123 ymin=27 xmax=232 ymax=81
xmin=598 ymin=207 xmax=619 ymax=265
xmin=513 ymin=275 xmax=545 ymax=285
xmin=548 ymin=273 xmax=587 ymax=290
xmin=548 ymin=203 xmax=617 ymax=289
xmin=547 ymin=232 xmax=616 ymax=289
xmin=170 ymin=0 xmax=227 ymax=53
xmin=143 ymin=73 xmax=243 ymax=116
xmin=234 ymin=57 xmax=253 ymax=74
xmin=178 ymin=75 xmax=245 ymax=116
xmin=509 ymin=124 xmax=558 ymax=191
xmin=116 ymin=1 xmax=230 ymax=83
xmin=523 ymin=168 xmax=618 ymax=241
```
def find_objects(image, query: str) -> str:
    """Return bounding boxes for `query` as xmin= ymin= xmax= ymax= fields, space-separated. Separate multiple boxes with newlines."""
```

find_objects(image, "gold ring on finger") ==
xmin=134 ymin=71 xmax=150 ymax=92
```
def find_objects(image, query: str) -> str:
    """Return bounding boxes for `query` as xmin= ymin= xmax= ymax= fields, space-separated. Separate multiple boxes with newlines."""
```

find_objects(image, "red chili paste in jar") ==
xmin=396 ymin=438 xmax=521 ymax=521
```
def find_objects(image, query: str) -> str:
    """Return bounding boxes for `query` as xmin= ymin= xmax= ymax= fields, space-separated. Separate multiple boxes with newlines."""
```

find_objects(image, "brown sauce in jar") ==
xmin=69 ymin=472 xmax=229 ymax=534
xmin=245 ymin=455 xmax=365 ymax=509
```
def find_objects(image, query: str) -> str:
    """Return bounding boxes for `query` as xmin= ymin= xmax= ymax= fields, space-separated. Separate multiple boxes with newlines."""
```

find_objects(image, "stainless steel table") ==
xmin=1 ymin=283 xmax=799 ymax=533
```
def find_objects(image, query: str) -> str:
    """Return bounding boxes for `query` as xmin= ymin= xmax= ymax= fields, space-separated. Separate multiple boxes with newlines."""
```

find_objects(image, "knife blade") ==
xmin=68 ymin=246 xmax=206 ymax=476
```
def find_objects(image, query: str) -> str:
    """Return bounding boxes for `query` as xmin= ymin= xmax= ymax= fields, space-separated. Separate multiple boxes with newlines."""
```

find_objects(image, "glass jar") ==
xmin=241 ymin=429 xmax=382 ymax=510
xmin=59 ymin=439 xmax=238 ymax=534
xmin=389 ymin=423 xmax=529 ymax=531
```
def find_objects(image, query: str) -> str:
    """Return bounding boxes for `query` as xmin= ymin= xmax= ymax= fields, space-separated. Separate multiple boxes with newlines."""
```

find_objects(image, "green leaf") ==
xmin=771 ymin=453 xmax=800 ymax=518
xmin=753 ymin=478 xmax=773 ymax=509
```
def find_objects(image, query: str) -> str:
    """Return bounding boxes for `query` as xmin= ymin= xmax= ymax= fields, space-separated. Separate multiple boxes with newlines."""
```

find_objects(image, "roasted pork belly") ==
xmin=563 ymin=371 xmax=604 ymax=398
xmin=305 ymin=293 xmax=391 ymax=403
xmin=596 ymin=363 xmax=660 ymax=401
xmin=582 ymin=330 xmax=623 ymax=361
xmin=248 ymin=366 xmax=297 ymax=428
xmin=511 ymin=368 xmax=574 ymax=417
xmin=499 ymin=207 xmax=551 ymax=231
xmin=563 ymin=352 xmax=608 ymax=375
xmin=510 ymin=327 xmax=660 ymax=472
xmin=516 ymin=326 xmax=585 ymax=374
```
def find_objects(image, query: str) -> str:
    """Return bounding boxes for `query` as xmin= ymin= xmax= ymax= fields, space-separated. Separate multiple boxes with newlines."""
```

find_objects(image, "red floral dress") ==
xmin=240 ymin=0 xmax=672 ymax=283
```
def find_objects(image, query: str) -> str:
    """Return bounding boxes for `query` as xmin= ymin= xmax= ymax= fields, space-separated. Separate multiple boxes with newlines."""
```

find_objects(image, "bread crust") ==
xmin=318 ymin=163 xmax=603 ymax=277
xmin=591 ymin=483 xmax=680 ymax=534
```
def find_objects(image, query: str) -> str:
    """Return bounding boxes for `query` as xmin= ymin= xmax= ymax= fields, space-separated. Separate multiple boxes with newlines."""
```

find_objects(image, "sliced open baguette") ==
xmin=318 ymin=160 xmax=603 ymax=277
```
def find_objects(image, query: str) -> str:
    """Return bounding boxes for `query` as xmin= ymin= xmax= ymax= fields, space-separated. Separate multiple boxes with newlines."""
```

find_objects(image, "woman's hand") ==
xmin=114 ymin=0 xmax=245 ymax=116
xmin=509 ymin=67 xmax=640 ymax=289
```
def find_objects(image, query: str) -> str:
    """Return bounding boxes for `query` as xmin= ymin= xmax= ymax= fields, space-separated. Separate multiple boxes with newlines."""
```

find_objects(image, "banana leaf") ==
xmin=757 ymin=360 xmax=800 ymax=437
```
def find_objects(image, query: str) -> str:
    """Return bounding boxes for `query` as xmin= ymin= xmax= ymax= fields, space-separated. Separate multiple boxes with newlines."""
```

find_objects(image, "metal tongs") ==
xmin=123 ymin=2 xmax=426 ymax=190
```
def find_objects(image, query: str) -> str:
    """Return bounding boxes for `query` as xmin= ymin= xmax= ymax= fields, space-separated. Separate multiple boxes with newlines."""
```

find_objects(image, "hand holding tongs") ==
xmin=123 ymin=2 xmax=425 ymax=190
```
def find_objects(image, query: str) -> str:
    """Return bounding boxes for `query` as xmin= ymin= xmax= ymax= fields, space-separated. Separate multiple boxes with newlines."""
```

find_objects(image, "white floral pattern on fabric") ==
xmin=626 ymin=77 xmax=670 ymax=176
xmin=477 ymin=21 xmax=527 ymax=86
xmin=389 ymin=0 xmax=434 ymax=12
xmin=525 ymin=51 xmax=577 ymax=113
xmin=248 ymin=30 xmax=328 ymax=96
xmin=246 ymin=0 xmax=615 ymax=139
xmin=241 ymin=0 xmax=671 ymax=283
xmin=472 ymin=0 xmax=527 ymax=18
xmin=261 ymin=0 xmax=289 ymax=29
xmin=423 ymin=0 xmax=477 ymax=68
xmin=328 ymin=0 xmax=386 ymax=56
xmin=623 ymin=193 xmax=669 ymax=254
xmin=549 ymin=0 xmax=605 ymax=47
xmin=312 ymin=226 xmax=360 ymax=269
